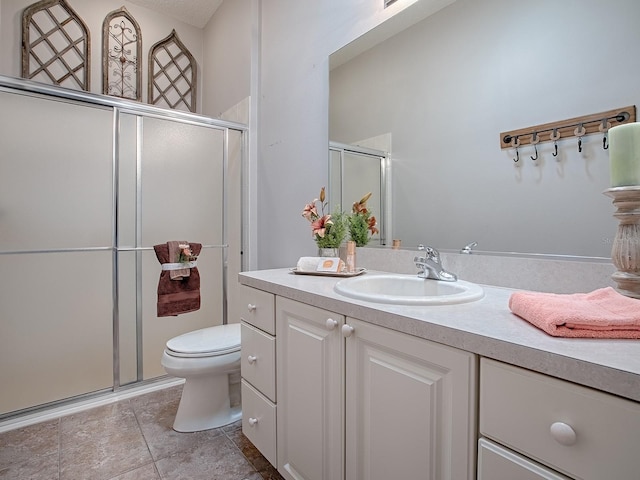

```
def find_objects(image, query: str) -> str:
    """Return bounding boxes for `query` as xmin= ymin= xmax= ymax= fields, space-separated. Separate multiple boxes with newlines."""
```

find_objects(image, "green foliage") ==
xmin=315 ymin=209 xmax=347 ymax=248
xmin=348 ymin=213 xmax=370 ymax=247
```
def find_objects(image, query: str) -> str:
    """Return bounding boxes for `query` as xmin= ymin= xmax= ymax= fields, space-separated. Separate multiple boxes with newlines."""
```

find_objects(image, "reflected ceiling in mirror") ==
xmin=329 ymin=0 xmax=640 ymax=258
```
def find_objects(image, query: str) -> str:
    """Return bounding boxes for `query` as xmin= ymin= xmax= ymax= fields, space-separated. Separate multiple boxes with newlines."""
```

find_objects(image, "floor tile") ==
xmin=0 ymin=419 xmax=59 ymax=469
xmin=59 ymin=423 xmax=152 ymax=480
xmin=107 ymin=462 xmax=160 ymax=480
xmin=0 ymin=451 xmax=59 ymax=480
xmin=60 ymin=401 xmax=137 ymax=448
xmin=155 ymin=434 xmax=256 ymax=480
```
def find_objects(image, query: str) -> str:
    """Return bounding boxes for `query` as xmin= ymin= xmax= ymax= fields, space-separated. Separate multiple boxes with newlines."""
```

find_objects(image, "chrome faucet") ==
xmin=414 ymin=245 xmax=457 ymax=282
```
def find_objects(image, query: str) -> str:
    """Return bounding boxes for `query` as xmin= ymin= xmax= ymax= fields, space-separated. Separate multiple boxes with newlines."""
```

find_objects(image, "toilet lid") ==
xmin=166 ymin=323 xmax=241 ymax=357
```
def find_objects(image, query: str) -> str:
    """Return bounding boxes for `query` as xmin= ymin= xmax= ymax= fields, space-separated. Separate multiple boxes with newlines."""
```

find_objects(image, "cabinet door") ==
xmin=276 ymin=297 xmax=344 ymax=480
xmin=345 ymin=318 xmax=476 ymax=480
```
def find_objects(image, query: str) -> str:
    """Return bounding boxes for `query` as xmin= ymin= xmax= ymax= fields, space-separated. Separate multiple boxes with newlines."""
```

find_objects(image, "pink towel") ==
xmin=509 ymin=287 xmax=640 ymax=339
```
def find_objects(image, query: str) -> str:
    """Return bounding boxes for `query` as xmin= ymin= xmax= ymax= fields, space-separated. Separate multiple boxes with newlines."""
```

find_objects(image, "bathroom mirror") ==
xmin=329 ymin=0 xmax=640 ymax=258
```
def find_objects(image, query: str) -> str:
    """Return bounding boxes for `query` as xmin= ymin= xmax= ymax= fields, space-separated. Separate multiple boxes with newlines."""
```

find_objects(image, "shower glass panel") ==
xmin=0 ymin=92 xmax=113 ymax=250
xmin=0 ymin=90 xmax=114 ymax=415
xmin=139 ymin=117 xmax=226 ymax=380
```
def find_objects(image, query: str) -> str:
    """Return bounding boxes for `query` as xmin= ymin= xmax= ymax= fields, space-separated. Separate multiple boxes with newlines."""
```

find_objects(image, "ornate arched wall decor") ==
xmin=22 ymin=0 xmax=90 ymax=91
xmin=102 ymin=6 xmax=142 ymax=101
xmin=148 ymin=30 xmax=197 ymax=113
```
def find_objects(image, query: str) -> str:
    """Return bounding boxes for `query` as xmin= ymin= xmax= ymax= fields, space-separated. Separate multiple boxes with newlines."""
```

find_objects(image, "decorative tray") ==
xmin=290 ymin=267 xmax=367 ymax=277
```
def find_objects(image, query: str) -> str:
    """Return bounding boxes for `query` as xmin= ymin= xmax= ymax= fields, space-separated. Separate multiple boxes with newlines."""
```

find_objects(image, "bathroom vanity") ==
xmin=238 ymin=269 xmax=640 ymax=480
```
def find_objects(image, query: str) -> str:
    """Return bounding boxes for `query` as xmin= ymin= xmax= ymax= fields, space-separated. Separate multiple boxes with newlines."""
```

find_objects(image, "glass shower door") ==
xmin=0 ymin=90 xmax=114 ymax=415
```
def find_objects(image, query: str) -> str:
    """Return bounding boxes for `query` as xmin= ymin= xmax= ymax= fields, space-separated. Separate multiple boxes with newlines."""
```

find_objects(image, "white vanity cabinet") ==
xmin=479 ymin=357 xmax=640 ymax=480
xmin=276 ymin=296 xmax=477 ymax=480
xmin=276 ymin=297 xmax=344 ymax=480
xmin=239 ymin=285 xmax=277 ymax=466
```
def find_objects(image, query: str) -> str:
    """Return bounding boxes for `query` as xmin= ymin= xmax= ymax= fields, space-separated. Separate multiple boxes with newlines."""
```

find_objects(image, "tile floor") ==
xmin=0 ymin=385 xmax=284 ymax=480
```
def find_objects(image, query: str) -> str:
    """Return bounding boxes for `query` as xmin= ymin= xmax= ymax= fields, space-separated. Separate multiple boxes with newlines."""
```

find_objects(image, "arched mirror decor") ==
xmin=22 ymin=0 xmax=90 ymax=91
xmin=102 ymin=6 xmax=141 ymax=101
xmin=148 ymin=29 xmax=197 ymax=113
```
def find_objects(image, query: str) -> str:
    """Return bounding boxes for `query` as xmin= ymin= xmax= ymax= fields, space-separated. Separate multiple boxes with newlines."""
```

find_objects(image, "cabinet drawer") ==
xmin=478 ymin=438 xmax=571 ymax=480
xmin=242 ymin=379 xmax=277 ymax=467
xmin=241 ymin=322 xmax=276 ymax=402
xmin=239 ymin=285 xmax=275 ymax=334
xmin=480 ymin=358 xmax=640 ymax=480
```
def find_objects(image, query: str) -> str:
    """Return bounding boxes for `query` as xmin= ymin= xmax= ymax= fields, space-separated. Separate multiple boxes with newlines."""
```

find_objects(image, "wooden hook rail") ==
xmin=499 ymin=106 xmax=636 ymax=149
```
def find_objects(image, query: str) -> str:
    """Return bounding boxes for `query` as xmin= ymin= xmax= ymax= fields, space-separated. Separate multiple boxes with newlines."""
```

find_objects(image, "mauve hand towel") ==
xmin=167 ymin=240 xmax=190 ymax=280
xmin=509 ymin=287 xmax=640 ymax=339
xmin=153 ymin=242 xmax=202 ymax=317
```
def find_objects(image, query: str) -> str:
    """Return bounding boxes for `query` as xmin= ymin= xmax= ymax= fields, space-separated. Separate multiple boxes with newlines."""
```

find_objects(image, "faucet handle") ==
xmin=425 ymin=246 xmax=440 ymax=261
xmin=461 ymin=241 xmax=478 ymax=254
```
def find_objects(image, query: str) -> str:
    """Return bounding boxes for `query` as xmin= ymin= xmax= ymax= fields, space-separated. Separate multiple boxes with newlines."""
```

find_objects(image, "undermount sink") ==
xmin=334 ymin=274 xmax=484 ymax=306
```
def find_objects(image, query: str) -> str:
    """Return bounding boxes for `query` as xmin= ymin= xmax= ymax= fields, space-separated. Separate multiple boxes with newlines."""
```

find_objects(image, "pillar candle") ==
xmin=609 ymin=122 xmax=640 ymax=187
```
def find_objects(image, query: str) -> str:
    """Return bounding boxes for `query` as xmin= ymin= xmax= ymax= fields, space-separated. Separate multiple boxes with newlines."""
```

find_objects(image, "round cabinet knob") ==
xmin=248 ymin=417 xmax=258 ymax=427
xmin=550 ymin=422 xmax=577 ymax=446
xmin=342 ymin=324 xmax=354 ymax=338
xmin=247 ymin=303 xmax=257 ymax=312
xmin=247 ymin=355 xmax=257 ymax=365
xmin=326 ymin=318 xmax=338 ymax=330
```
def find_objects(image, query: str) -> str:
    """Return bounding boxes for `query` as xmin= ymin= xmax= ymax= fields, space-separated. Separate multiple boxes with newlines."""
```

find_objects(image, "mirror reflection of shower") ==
xmin=328 ymin=141 xmax=390 ymax=246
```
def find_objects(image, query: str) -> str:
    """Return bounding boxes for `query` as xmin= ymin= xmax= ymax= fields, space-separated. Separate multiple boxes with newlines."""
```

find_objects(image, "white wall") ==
xmin=329 ymin=0 xmax=640 ymax=257
xmin=202 ymin=0 xmax=251 ymax=118
xmin=257 ymin=0 xmax=455 ymax=269
xmin=0 ymin=0 xmax=204 ymax=111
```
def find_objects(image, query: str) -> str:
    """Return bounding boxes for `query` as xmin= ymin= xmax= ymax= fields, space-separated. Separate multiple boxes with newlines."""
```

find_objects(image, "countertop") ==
xmin=239 ymin=268 xmax=640 ymax=403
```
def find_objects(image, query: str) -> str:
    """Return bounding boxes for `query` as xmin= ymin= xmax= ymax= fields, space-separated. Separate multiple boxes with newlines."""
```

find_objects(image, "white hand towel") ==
xmin=296 ymin=257 xmax=322 ymax=272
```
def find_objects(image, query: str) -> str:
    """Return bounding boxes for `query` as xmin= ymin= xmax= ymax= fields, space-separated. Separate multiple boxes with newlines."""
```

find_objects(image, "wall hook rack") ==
xmin=500 ymin=106 xmax=636 ymax=151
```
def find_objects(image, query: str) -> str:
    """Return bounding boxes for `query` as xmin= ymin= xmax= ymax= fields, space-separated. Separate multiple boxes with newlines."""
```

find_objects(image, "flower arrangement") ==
xmin=178 ymin=243 xmax=198 ymax=263
xmin=302 ymin=186 xmax=347 ymax=249
xmin=348 ymin=192 xmax=379 ymax=247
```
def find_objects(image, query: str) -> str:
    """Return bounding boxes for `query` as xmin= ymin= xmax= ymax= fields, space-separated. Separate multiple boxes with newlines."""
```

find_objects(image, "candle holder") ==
xmin=603 ymin=186 xmax=640 ymax=299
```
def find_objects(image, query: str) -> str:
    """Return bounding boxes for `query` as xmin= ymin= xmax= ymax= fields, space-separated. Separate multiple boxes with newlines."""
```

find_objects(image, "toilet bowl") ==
xmin=161 ymin=323 xmax=242 ymax=432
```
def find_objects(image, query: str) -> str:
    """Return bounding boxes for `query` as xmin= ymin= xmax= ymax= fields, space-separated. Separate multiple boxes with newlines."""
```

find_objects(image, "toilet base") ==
xmin=173 ymin=372 xmax=242 ymax=432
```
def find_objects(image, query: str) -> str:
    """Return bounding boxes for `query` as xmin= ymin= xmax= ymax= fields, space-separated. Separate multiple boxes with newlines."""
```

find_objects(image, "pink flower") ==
xmin=302 ymin=200 xmax=318 ymax=221
xmin=352 ymin=192 xmax=372 ymax=214
xmin=368 ymin=216 xmax=379 ymax=235
xmin=311 ymin=214 xmax=333 ymax=238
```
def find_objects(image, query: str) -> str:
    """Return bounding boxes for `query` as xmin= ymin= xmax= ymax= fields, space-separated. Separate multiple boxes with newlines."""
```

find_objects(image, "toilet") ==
xmin=161 ymin=323 xmax=242 ymax=432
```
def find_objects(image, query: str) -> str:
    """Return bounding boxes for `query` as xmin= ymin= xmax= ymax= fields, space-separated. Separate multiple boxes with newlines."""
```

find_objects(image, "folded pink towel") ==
xmin=509 ymin=287 xmax=640 ymax=339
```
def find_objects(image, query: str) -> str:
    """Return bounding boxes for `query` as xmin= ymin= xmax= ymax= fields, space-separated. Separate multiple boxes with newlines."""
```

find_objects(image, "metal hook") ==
xmin=530 ymin=132 xmax=539 ymax=161
xmin=574 ymin=124 xmax=586 ymax=153
xmin=550 ymin=129 xmax=560 ymax=157
xmin=512 ymin=137 xmax=520 ymax=163
xmin=600 ymin=119 xmax=611 ymax=150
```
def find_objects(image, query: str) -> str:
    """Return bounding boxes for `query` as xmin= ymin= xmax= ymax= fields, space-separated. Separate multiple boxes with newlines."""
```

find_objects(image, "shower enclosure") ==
xmin=0 ymin=76 xmax=247 ymax=418
xmin=329 ymin=142 xmax=389 ymax=245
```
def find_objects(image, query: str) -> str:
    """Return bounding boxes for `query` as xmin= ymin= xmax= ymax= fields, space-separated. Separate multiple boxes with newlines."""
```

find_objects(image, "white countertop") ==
xmin=239 ymin=268 xmax=640 ymax=403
